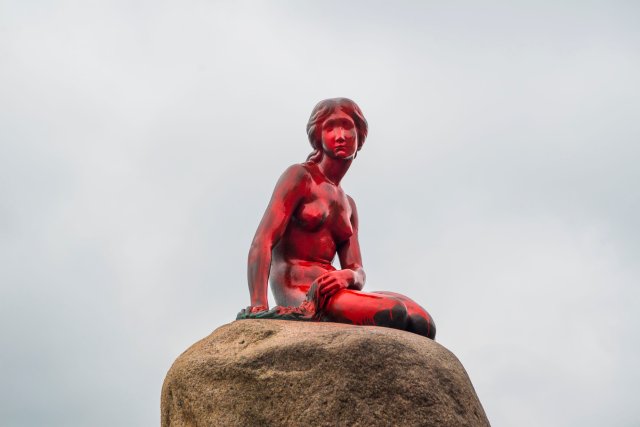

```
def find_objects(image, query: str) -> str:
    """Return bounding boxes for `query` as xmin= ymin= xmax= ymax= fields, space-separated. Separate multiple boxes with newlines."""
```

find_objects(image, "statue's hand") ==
xmin=247 ymin=305 xmax=269 ymax=314
xmin=237 ymin=305 xmax=269 ymax=319
xmin=314 ymin=270 xmax=354 ymax=299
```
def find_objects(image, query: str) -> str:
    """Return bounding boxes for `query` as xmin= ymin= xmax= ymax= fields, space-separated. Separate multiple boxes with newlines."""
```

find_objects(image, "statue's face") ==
xmin=320 ymin=110 xmax=358 ymax=160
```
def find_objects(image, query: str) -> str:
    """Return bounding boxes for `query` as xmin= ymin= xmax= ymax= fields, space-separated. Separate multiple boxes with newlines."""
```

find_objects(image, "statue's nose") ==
xmin=336 ymin=128 xmax=346 ymax=141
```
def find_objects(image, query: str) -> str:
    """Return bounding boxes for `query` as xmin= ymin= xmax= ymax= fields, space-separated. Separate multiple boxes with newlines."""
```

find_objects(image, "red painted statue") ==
xmin=238 ymin=98 xmax=436 ymax=339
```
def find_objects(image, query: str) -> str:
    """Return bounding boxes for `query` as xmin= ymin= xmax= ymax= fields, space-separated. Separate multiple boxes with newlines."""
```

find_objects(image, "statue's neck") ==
xmin=317 ymin=156 xmax=352 ymax=186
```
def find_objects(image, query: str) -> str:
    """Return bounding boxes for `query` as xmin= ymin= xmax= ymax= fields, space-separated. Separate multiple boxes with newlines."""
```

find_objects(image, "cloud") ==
xmin=1 ymin=1 xmax=638 ymax=425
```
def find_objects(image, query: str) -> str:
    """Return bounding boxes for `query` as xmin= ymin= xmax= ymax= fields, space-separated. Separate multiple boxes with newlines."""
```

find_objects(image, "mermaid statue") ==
xmin=237 ymin=98 xmax=436 ymax=339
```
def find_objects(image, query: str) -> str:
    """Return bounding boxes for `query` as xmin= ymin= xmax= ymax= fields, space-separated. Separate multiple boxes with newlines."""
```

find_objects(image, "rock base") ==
xmin=161 ymin=320 xmax=489 ymax=426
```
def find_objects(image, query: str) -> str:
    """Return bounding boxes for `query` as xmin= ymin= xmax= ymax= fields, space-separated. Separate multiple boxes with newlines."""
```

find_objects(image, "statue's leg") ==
xmin=318 ymin=289 xmax=410 ymax=332
xmin=373 ymin=292 xmax=436 ymax=339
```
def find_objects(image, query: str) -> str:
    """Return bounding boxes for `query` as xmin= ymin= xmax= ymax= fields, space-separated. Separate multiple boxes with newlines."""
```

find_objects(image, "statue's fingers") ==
xmin=250 ymin=305 xmax=268 ymax=314
xmin=318 ymin=271 xmax=334 ymax=282
xmin=325 ymin=284 xmax=342 ymax=298
xmin=321 ymin=281 xmax=339 ymax=295
xmin=318 ymin=280 xmax=333 ymax=293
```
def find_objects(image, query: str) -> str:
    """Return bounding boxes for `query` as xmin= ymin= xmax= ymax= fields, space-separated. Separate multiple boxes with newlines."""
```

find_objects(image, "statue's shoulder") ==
xmin=291 ymin=162 xmax=312 ymax=174
xmin=346 ymin=194 xmax=358 ymax=214
xmin=276 ymin=163 xmax=312 ymax=188
xmin=283 ymin=163 xmax=312 ymax=179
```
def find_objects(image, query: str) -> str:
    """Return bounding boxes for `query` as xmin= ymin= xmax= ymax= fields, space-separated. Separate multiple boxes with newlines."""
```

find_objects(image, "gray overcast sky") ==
xmin=1 ymin=1 xmax=639 ymax=425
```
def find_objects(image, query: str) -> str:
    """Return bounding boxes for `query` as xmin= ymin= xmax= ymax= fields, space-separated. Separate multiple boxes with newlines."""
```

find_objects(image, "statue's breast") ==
xmin=293 ymin=197 xmax=353 ymax=241
xmin=293 ymin=181 xmax=354 ymax=244
xmin=294 ymin=199 xmax=328 ymax=231
xmin=332 ymin=207 xmax=354 ymax=243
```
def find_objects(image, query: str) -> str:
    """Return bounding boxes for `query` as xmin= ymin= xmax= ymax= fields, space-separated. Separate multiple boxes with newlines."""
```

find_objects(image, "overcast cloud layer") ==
xmin=1 ymin=1 xmax=639 ymax=426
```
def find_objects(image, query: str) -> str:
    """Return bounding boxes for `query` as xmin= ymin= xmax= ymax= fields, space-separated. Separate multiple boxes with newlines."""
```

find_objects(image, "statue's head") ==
xmin=306 ymin=98 xmax=368 ymax=163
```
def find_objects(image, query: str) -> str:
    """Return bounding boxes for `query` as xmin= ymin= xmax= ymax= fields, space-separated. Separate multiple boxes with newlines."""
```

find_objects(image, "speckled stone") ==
xmin=161 ymin=320 xmax=490 ymax=427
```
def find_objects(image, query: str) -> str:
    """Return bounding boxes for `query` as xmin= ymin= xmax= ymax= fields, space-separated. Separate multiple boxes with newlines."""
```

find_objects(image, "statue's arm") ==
xmin=247 ymin=164 xmax=308 ymax=309
xmin=337 ymin=195 xmax=366 ymax=291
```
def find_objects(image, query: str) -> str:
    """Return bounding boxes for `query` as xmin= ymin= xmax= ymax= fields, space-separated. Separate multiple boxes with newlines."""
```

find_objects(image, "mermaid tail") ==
xmin=236 ymin=299 xmax=316 ymax=321
xmin=237 ymin=284 xmax=435 ymax=340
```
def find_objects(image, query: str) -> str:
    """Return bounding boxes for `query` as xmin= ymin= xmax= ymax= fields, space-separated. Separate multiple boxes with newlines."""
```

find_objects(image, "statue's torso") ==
xmin=270 ymin=163 xmax=354 ymax=306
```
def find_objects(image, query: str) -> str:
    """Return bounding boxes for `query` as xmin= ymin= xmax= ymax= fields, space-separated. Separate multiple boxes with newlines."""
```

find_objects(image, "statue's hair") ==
xmin=305 ymin=98 xmax=368 ymax=163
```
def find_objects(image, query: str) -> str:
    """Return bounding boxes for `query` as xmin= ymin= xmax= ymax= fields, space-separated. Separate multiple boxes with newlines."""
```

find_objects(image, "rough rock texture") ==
xmin=161 ymin=320 xmax=490 ymax=427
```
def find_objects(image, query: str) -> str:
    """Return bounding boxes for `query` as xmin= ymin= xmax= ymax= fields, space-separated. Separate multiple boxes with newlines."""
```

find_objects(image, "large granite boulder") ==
xmin=161 ymin=320 xmax=490 ymax=426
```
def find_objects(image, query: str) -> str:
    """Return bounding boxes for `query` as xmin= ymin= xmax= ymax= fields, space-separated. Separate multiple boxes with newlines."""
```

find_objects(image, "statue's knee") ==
xmin=407 ymin=313 xmax=436 ymax=340
xmin=373 ymin=299 xmax=408 ymax=330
